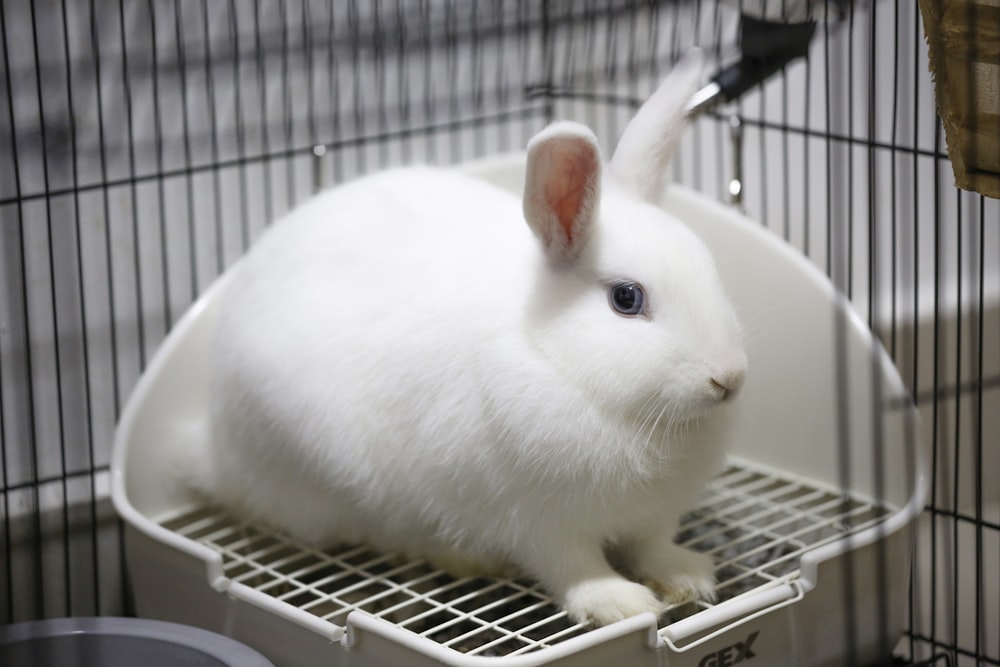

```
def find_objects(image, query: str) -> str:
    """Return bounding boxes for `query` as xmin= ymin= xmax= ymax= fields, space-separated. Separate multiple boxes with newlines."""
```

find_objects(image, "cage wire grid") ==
xmin=157 ymin=460 xmax=892 ymax=658
xmin=0 ymin=1 xmax=998 ymax=666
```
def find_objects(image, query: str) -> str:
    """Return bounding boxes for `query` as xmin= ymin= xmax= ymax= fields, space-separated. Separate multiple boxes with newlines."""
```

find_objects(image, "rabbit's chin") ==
xmin=683 ymin=396 xmax=738 ymax=423
xmin=624 ymin=388 xmax=735 ymax=433
xmin=642 ymin=395 xmax=741 ymax=457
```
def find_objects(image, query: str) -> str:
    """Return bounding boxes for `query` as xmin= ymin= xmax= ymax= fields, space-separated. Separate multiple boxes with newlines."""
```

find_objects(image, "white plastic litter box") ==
xmin=111 ymin=153 xmax=926 ymax=667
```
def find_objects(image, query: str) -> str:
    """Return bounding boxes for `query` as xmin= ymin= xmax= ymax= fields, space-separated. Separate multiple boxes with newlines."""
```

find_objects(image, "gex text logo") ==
xmin=697 ymin=631 xmax=759 ymax=667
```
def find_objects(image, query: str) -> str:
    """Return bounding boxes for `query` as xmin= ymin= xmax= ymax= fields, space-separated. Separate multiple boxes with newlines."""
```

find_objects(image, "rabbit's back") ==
xmin=205 ymin=167 xmax=555 ymax=546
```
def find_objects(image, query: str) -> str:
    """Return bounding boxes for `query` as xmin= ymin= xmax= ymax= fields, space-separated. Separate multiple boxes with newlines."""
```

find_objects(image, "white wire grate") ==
xmin=158 ymin=459 xmax=893 ymax=657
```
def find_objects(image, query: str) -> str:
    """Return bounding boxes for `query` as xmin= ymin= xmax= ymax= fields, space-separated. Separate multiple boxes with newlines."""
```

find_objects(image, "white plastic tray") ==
xmin=112 ymin=154 xmax=926 ymax=667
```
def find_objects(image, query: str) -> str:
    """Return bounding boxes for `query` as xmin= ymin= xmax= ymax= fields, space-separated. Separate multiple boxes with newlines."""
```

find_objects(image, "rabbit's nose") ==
xmin=710 ymin=366 xmax=746 ymax=402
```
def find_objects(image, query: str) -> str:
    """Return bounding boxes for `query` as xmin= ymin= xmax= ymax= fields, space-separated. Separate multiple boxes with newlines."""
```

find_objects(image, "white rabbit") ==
xmin=192 ymin=52 xmax=747 ymax=627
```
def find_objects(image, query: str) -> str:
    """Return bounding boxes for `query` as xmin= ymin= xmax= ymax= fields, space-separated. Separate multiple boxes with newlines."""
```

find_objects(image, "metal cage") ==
xmin=1 ymin=1 xmax=997 ymax=665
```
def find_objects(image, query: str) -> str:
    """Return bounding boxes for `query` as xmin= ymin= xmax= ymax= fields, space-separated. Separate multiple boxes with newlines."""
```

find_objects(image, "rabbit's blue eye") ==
xmin=609 ymin=282 xmax=645 ymax=316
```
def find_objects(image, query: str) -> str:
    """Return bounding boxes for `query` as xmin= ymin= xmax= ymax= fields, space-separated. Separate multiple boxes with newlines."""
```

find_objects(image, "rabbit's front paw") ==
xmin=636 ymin=544 xmax=717 ymax=605
xmin=564 ymin=577 xmax=663 ymax=626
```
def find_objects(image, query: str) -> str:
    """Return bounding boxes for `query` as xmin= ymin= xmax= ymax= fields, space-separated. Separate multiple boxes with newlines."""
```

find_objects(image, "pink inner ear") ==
xmin=545 ymin=145 xmax=598 ymax=245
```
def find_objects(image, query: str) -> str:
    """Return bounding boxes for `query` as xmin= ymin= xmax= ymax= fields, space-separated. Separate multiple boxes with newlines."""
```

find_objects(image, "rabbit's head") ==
xmin=521 ymin=52 xmax=746 ymax=435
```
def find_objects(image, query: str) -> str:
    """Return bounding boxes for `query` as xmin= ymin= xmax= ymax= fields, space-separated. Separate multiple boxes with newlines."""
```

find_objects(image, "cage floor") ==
xmin=158 ymin=459 xmax=893 ymax=658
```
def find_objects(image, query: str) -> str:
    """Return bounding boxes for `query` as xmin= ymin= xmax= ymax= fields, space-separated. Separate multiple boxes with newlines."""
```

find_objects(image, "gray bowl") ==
xmin=0 ymin=616 xmax=275 ymax=667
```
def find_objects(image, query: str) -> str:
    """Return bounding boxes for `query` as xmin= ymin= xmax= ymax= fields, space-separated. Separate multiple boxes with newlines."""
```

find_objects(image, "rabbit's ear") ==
xmin=523 ymin=122 xmax=602 ymax=265
xmin=609 ymin=49 xmax=704 ymax=203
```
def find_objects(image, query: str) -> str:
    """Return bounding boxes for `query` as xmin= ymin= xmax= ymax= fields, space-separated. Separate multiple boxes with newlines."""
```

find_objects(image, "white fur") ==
xmin=610 ymin=49 xmax=705 ymax=203
xmin=193 ymin=54 xmax=746 ymax=627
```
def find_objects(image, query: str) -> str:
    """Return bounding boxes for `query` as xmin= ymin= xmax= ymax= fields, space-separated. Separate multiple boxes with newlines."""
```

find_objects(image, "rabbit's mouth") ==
xmin=706 ymin=349 xmax=748 ymax=403
xmin=657 ymin=375 xmax=745 ymax=423
xmin=709 ymin=368 xmax=746 ymax=403
xmin=710 ymin=378 xmax=736 ymax=402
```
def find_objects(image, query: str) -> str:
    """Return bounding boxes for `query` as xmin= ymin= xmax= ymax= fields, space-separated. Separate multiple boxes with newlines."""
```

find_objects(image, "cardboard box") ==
xmin=919 ymin=0 xmax=1000 ymax=199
